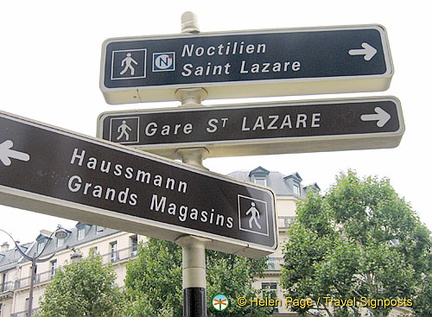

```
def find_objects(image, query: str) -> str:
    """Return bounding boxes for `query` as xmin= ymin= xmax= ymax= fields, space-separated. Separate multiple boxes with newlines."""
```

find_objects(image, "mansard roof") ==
xmin=228 ymin=167 xmax=318 ymax=198
xmin=1 ymin=225 xmax=120 ymax=268
xmin=0 ymin=242 xmax=32 ymax=271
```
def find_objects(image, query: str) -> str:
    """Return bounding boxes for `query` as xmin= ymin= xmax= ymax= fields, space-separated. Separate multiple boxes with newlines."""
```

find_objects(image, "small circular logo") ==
xmin=212 ymin=294 xmax=229 ymax=311
xmin=153 ymin=52 xmax=175 ymax=71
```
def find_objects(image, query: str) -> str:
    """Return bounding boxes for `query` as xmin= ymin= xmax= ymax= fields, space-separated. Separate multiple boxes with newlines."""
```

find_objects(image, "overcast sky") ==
xmin=0 ymin=0 xmax=431 ymax=244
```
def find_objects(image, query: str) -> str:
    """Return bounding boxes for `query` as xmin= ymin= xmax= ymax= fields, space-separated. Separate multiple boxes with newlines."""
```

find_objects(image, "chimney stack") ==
xmin=1 ymin=242 xmax=9 ymax=252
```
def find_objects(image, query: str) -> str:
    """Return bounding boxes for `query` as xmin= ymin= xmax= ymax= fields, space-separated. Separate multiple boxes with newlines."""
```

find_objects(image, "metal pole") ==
xmin=176 ymin=235 xmax=210 ymax=317
xmin=28 ymin=258 xmax=36 ymax=316
xmin=175 ymin=12 xmax=210 ymax=317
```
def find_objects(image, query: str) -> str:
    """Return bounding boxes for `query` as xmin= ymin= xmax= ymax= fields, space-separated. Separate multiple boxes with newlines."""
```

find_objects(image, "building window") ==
xmin=293 ymin=183 xmax=300 ymax=196
xmin=261 ymin=282 xmax=278 ymax=312
xmin=37 ymin=241 xmax=46 ymax=254
xmin=262 ymin=282 xmax=277 ymax=294
xmin=254 ymin=177 xmax=267 ymax=186
xmin=265 ymin=256 xmax=277 ymax=270
xmin=50 ymin=260 xmax=57 ymax=278
xmin=262 ymin=282 xmax=278 ymax=300
xmin=1 ymin=273 xmax=6 ymax=292
xmin=110 ymin=241 xmax=118 ymax=262
xmin=77 ymin=227 xmax=86 ymax=240
xmin=57 ymin=237 xmax=65 ymax=248
xmin=130 ymin=235 xmax=138 ymax=257
xmin=76 ymin=223 xmax=91 ymax=240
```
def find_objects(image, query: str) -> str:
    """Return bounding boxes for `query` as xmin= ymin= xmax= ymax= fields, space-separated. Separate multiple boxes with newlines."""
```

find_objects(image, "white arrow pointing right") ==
xmin=361 ymin=107 xmax=391 ymax=128
xmin=349 ymin=42 xmax=378 ymax=61
xmin=0 ymin=140 xmax=30 ymax=166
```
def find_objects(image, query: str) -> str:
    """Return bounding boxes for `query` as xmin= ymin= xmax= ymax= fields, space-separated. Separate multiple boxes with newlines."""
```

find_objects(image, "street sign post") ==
xmin=0 ymin=111 xmax=277 ymax=258
xmin=100 ymin=25 xmax=393 ymax=104
xmin=97 ymin=97 xmax=404 ymax=159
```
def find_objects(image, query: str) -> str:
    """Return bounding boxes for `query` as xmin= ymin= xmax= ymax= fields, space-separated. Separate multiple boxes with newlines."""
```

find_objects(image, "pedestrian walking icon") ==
xmin=120 ymin=53 xmax=138 ymax=76
xmin=238 ymin=195 xmax=269 ymax=236
xmin=108 ymin=117 xmax=139 ymax=144
xmin=111 ymin=49 xmax=147 ymax=80
xmin=246 ymin=202 xmax=262 ymax=229
xmin=117 ymin=120 xmax=132 ymax=141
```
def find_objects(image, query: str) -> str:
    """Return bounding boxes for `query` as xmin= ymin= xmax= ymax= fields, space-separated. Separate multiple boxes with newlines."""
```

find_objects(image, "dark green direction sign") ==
xmin=100 ymin=25 xmax=393 ymax=104
xmin=97 ymin=97 xmax=404 ymax=159
xmin=0 ymin=111 xmax=277 ymax=258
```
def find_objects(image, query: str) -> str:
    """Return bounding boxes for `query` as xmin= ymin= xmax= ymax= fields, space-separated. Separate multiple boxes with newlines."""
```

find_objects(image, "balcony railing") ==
xmin=277 ymin=216 xmax=294 ymax=229
xmin=265 ymin=257 xmax=283 ymax=271
xmin=1 ymin=280 xmax=15 ymax=293
xmin=1 ymin=245 xmax=138 ymax=294
xmin=11 ymin=308 xmax=37 ymax=317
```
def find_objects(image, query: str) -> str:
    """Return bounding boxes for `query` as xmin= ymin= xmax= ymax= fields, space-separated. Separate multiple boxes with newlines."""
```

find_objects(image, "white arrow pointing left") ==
xmin=0 ymin=140 xmax=30 ymax=166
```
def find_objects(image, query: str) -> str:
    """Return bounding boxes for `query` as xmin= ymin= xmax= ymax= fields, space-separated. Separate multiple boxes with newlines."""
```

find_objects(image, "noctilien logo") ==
xmin=212 ymin=294 xmax=229 ymax=311
xmin=153 ymin=52 xmax=175 ymax=72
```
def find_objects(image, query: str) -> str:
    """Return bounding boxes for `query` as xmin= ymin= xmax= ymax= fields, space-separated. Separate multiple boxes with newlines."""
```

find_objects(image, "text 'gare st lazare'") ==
xmin=180 ymin=41 xmax=301 ymax=77
xmin=143 ymin=112 xmax=321 ymax=138
xmin=66 ymin=148 xmax=235 ymax=229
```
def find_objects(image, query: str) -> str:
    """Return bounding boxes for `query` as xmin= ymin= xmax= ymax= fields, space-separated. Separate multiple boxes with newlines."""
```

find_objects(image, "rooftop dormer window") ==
xmin=293 ymin=183 xmax=300 ymax=196
xmin=35 ymin=232 xmax=52 ymax=254
xmin=77 ymin=227 xmax=85 ymax=240
xmin=284 ymin=172 xmax=303 ymax=197
xmin=249 ymin=166 xmax=270 ymax=187
xmin=76 ymin=223 xmax=91 ymax=240
xmin=254 ymin=176 xmax=267 ymax=186
xmin=37 ymin=241 xmax=46 ymax=254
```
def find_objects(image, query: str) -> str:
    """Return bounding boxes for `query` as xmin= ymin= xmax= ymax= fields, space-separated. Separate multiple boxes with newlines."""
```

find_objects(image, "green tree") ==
xmin=37 ymin=250 xmax=123 ymax=317
xmin=281 ymin=170 xmax=432 ymax=317
xmin=125 ymin=238 xmax=183 ymax=316
xmin=205 ymin=249 xmax=274 ymax=316
xmin=413 ymin=274 xmax=432 ymax=316
xmin=125 ymin=238 xmax=273 ymax=316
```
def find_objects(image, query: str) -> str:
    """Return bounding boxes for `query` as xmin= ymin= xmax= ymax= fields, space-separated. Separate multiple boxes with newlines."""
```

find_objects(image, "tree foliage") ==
xmin=205 ymin=249 xmax=273 ymax=316
xmin=37 ymin=250 xmax=122 ymax=317
xmin=124 ymin=238 xmax=183 ymax=316
xmin=413 ymin=274 xmax=432 ymax=316
xmin=281 ymin=170 xmax=432 ymax=317
xmin=125 ymin=238 xmax=273 ymax=316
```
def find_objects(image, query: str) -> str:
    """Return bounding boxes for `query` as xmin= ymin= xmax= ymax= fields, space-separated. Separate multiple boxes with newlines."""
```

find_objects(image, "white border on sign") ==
xmin=110 ymin=49 xmax=147 ymax=80
xmin=108 ymin=116 xmax=140 ymax=145
xmin=237 ymin=194 xmax=270 ymax=237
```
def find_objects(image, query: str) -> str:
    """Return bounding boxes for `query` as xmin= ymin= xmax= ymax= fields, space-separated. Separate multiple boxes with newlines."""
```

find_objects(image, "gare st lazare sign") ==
xmin=97 ymin=97 xmax=404 ymax=159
